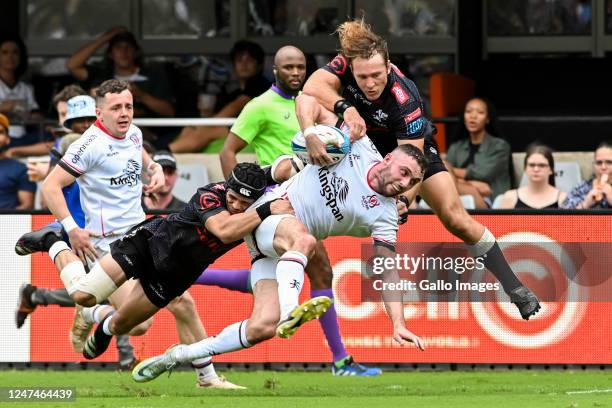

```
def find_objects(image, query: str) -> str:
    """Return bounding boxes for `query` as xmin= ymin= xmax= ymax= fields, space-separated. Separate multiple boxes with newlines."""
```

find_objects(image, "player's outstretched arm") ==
xmin=302 ymin=69 xmax=343 ymax=114
xmin=204 ymin=199 xmax=294 ymax=244
xmin=373 ymin=243 xmax=425 ymax=351
xmin=302 ymin=69 xmax=365 ymax=141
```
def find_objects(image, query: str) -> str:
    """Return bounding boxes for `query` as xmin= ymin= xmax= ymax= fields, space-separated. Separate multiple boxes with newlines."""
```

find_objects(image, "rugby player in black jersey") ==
xmin=296 ymin=18 xmax=540 ymax=320
xmin=43 ymin=163 xmax=305 ymax=361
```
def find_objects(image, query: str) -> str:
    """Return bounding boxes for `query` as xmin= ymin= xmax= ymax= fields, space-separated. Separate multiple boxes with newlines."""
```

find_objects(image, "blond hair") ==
xmin=336 ymin=18 xmax=388 ymax=62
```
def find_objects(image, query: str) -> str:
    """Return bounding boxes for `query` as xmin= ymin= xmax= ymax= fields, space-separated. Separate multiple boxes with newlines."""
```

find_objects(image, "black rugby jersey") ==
xmin=323 ymin=54 xmax=430 ymax=156
xmin=145 ymin=182 xmax=242 ymax=279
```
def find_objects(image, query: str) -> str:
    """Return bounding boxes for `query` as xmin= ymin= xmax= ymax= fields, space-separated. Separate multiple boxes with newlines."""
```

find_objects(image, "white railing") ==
xmin=132 ymin=118 xmax=236 ymax=127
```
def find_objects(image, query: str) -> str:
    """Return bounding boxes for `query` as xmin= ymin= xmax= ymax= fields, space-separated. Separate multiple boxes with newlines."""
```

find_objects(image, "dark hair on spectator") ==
xmin=394 ymin=143 xmax=429 ymax=175
xmin=95 ymin=79 xmax=130 ymax=100
xmin=52 ymin=84 xmax=86 ymax=106
xmin=0 ymin=33 xmax=29 ymax=79
xmin=336 ymin=17 xmax=389 ymax=63
xmin=453 ymin=97 xmax=503 ymax=141
xmin=104 ymin=31 xmax=144 ymax=69
xmin=595 ymin=141 xmax=612 ymax=151
xmin=524 ymin=143 xmax=556 ymax=186
xmin=230 ymin=40 xmax=265 ymax=66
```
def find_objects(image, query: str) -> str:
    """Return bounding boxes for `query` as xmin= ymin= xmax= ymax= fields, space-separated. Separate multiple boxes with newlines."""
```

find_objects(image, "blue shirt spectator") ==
xmin=0 ymin=113 xmax=35 ymax=209
xmin=0 ymin=156 xmax=36 ymax=209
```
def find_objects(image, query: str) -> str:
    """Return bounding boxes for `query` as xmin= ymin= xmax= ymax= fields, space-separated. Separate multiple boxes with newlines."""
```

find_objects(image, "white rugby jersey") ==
xmin=264 ymin=135 xmax=398 ymax=246
xmin=59 ymin=120 xmax=145 ymax=249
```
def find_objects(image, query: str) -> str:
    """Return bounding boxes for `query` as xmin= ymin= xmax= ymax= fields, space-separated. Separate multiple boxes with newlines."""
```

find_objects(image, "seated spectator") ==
xmin=65 ymin=27 xmax=175 ymax=134
xmin=499 ymin=144 xmax=566 ymax=209
xmin=0 ymin=33 xmax=42 ymax=146
xmin=0 ymin=113 xmax=35 ymax=209
xmin=561 ymin=141 xmax=612 ymax=209
xmin=169 ymin=40 xmax=271 ymax=153
xmin=445 ymin=97 xmax=511 ymax=208
xmin=143 ymin=150 xmax=186 ymax=210
xmin=9 ymin=84 xmax=86 ymax=159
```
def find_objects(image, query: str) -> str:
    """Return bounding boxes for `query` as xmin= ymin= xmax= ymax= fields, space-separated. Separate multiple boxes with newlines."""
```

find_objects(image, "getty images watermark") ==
xmin=360 ymin=242 xmax=610 ymax=303
xmin=370 ymin=252 xmax=500 ymax=293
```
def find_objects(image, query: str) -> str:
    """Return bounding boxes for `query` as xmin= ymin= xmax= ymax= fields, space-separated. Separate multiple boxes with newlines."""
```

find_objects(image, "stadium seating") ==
xmin=173 ymin=163 xmax=210 ymax=202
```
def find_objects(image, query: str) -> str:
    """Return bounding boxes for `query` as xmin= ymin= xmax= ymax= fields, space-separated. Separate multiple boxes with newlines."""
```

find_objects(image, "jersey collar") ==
xmin=271 ymin=84 xmax=297 ymax=100
xmin=94 ymin=119 xmax=126 ymax=140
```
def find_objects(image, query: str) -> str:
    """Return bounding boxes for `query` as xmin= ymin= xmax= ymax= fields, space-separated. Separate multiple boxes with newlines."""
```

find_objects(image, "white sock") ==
xmin=60 ymin=261 xmax=87 ymax=294
xmin=174 ymin=320 xmax=250 ymax=363
xmin=276 ymin=251 xmax=308 ymax=318
xmin=48 ymin=241 xmax=70 ymax=262
xmin=469 ymin=227 xmax=496 ymax=257
xmin=102 ymin=313 xmax=115 ymax=336
xmin=88 ymin=305 xmax=113 ymax=324
xmin=192 ymin=357 xmax=217 ymax=382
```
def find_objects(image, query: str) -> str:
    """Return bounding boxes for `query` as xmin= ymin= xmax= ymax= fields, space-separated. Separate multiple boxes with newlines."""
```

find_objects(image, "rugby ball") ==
xmin=291 ymin=124 xmax=351 ymax=166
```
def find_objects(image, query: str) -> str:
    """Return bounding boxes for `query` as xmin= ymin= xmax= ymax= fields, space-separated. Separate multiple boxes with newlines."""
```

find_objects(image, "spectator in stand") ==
xmin=561 ymin=141 xmax=612 ymax=209
xmin=11 ymin=84 xmax=86 ymax=161
xmin=169 ymin=40 xmax=270 ymax=153
xmin=445 ymin=97 xmax=511 ymax=208
xmin=143 ymin=150 xmax=186 ymax=210
xmin=499 ymin=144 xmax=566 ymax=209
xmin=65 ymin=27 xmax=175 ymax=145
xmin=0 ymin=113 xmax=35 ymax=209
xmin=0 ymin=33 xmax=42 ymax=147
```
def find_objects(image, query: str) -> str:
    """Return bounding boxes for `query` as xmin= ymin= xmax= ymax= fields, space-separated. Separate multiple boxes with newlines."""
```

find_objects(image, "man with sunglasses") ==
xmin=143 ymin=150 xmax=186 ymax=210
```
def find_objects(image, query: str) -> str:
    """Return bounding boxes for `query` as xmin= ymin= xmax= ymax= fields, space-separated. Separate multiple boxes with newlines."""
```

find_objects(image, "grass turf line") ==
xmin=1 ymin=370 xmax=611 ymax=407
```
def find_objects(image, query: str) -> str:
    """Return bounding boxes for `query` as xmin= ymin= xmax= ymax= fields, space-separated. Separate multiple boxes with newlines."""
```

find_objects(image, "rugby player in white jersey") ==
xmin=27 ymin=79 xmax=243 ymax=388
xmin=132 ymin=100 xmax=427 ymax=383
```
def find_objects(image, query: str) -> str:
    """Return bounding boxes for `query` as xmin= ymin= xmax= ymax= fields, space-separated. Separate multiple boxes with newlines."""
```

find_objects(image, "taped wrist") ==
xmin=256 ymin=200 xmax=274 ymax=221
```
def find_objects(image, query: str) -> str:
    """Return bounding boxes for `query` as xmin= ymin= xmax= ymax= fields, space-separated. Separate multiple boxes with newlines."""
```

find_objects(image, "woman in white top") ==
xmin=500 ymin=144 xmax=566 ymax=209
xmin=0 ymin=34 xmax=41 ymax=140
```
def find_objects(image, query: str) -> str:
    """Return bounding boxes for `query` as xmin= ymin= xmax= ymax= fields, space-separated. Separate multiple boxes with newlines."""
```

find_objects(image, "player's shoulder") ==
xmin=386 ymin=64 xmax=422 ymax=107
xmin=352 ymin=135 xmax=383 ymax=160
xmin=193 ymin=182 xmax=227 ymax=209
xmin=240 ymin=89 xmax=273 ymax=112
xmin=126 ymin=124 xmax=143 ymax=140
xmin=68 ymin=126 xmax=102 ymax=152
xmin=323 ymin=54 xmax=350 ymax=77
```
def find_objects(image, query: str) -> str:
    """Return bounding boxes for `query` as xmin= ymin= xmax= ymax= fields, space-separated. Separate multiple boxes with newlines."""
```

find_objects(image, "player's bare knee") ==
xmin=293 ymin=233 xmax=317 ymax=256
xmin=71 ymin=291 xmax=96 ymax=307
xmin=167 ymin=293 xmax=197 ymax=319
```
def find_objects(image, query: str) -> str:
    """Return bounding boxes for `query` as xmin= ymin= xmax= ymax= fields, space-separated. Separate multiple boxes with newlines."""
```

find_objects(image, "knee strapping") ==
xmin=72 ymin=262 xmax=118 ymax=304
xmin=61 ymin=261 xmax=87 ymax=294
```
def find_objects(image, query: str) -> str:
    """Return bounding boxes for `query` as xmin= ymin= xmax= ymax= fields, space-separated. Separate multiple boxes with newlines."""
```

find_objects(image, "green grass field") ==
xmin=1 ymin=369 xmax=611 ymax=407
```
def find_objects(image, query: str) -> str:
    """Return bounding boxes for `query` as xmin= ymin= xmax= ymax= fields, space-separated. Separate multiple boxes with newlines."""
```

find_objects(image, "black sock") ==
xmin=42 ymin=233 xmax=61 ymax=252
xmin=483 ymin=242 xmax=522 ymax=293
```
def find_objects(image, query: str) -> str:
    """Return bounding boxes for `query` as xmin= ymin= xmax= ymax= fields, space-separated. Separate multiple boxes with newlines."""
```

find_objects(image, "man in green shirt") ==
xmin=215 ymin=46 xmax=382 ymax=376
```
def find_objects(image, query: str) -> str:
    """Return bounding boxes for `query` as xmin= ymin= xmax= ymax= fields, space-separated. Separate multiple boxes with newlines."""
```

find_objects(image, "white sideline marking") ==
xmin=566 ymin=389 xmax=612 ymax=395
